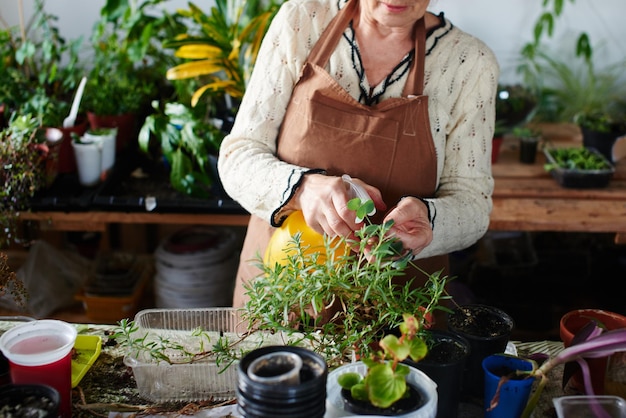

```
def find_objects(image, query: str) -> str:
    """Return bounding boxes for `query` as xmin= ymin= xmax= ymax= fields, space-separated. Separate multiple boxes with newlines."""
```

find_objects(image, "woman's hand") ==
xmin=383 ymin=197 xmax=433 ymax=257
xmin=296 ymin=174 xmax=386 ymax=237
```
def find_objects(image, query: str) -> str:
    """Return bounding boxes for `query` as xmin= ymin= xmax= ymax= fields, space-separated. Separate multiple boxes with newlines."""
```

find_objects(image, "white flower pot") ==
xmin=325 ymin=361 xmax=437 ymax=418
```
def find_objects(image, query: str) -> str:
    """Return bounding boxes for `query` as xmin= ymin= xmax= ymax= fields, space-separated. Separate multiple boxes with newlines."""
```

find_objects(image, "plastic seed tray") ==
xmin=123 ymin=308 xmax=284 ymax=402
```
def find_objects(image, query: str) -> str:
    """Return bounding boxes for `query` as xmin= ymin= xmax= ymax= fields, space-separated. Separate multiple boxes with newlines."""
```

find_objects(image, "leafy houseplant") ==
xmin=243 ymin=199 xmax=451 ymax=368
xmin=337 ymin=313 xmax=428 ymax=411
xmin=0 ymin=0 xmax=84 ymax=128
xmin=164 ymin=0 xmax=282 ymax=109
xmin=138 ymin=100 xmax=225 ymax=198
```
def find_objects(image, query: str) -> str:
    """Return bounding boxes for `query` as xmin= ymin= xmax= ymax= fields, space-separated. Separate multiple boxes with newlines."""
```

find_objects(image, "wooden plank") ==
xmin=494 ymin=178 xmax=626 ymax=200
xmin=489 ymin=198 xmax=626 ymax=233
xmin=19 ymin=211 xmax=251 ymax=227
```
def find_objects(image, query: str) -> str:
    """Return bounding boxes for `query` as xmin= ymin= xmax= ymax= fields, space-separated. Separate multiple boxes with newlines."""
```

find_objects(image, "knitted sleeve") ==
xmin=417 ymin=25 xmax=499 ymax=258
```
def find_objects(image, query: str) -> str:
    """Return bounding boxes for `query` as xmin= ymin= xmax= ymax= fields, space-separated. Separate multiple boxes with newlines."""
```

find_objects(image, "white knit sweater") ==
xmin=218 ymin=0 xmax=500 ymax=258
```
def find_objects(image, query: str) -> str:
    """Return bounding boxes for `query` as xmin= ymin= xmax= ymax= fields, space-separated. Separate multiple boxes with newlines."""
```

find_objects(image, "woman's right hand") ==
xmin=295 ymin=174 xmax=386 ymax=238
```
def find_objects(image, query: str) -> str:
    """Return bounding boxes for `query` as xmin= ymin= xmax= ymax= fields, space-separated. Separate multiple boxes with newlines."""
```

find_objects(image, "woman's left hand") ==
xmin=383 ymin=197 xmax=433 ymax=257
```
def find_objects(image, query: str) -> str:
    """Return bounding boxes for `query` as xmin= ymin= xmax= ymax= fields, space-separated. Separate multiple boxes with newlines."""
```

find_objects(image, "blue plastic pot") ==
xmin=482 ymin=354 xmax=534 ymax=418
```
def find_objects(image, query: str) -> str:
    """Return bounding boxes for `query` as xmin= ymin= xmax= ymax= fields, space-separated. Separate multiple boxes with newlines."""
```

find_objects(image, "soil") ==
xmin=422 ymin=335 xmax=468 ymax=364
xmin=0 ymin=385 xmax=59 ymax=418
xmin=341 ymin=385 xmax=423 ymax=416
xmin=448 ymin=305 xmax=514 ymax=338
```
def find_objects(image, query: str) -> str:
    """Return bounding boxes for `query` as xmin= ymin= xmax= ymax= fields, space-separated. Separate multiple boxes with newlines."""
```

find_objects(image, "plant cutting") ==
xmin=337 ymin=313 xmax=429 ymax=412
xmin=487 ymin=324 xmax=626 ymax=418
xmin=243 ymin=198 xmax=451 ymax=368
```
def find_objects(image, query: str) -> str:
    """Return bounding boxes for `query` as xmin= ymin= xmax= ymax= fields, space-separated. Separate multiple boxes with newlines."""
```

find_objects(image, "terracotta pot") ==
xmin=560 ymin=309 xmax=626 ymax=395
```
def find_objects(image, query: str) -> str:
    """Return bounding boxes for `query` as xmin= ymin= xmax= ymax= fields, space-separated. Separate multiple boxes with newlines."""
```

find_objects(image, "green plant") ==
xmin=164 ymin=0 xmax=282 ymax=108
xmin=337 ymin=313 xmax=428 ymax=409
xmin=517 ymin=0 xmax=626 ymax=132
xmin=0 ymin=113 xmax=49 ymax=248
xmin=512 ymin=125 xmax=540 ymax=140
xmin=243 ymin=199 xmax=451 ymax=367
xmin=83 ymin=0 xmax=191 ymax=116
xmin=138 ymin=100 xmax=225 ymax=197
xmin=0 ymin=0 xmax=84 ymax=126
xmin=544 ymin=147 xmax=611 ymax=171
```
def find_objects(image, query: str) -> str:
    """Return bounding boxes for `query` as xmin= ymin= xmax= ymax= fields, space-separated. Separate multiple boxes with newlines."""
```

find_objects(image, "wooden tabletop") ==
xmin=490 ymin=134 xmax=626 ymax=241
xmin=18 ymin=124 xmax=626 ymax=241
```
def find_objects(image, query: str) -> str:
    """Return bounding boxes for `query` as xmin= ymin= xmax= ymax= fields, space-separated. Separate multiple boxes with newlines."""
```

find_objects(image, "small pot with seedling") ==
xmin=512 ymin=126 xmax=541 ymax=164
xmin=326 ymin=314 xmax=438 ymax=417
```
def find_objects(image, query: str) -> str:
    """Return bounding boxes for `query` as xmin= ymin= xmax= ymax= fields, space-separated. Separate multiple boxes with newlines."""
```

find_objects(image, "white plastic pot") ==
xmin=325 ymin=361 xmax=438 ymax=418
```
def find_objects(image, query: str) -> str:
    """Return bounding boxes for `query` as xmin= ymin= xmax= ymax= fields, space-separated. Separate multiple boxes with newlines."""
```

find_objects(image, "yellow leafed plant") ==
xmin=165 ymin=0 xmax=282 ymax=107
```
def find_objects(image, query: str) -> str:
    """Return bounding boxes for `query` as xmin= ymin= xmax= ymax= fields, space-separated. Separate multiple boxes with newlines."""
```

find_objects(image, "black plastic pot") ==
xmin=0 ymin=384 xmax=60 ymax=418
xmin=447 ymin=304 xmax=514 ymax=401
xmin=581 ymin=126 xmax=621 ymax=163
xmin=518 ymin=138 xmax=538 ymax=164
xmin=237 ymin=346 xmax=328 ymax=418
xmin=408 ymin=329 xmax=471 ymax=418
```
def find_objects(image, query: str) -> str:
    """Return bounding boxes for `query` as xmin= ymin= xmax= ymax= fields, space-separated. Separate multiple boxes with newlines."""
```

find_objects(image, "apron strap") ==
xmin=307 ymin=0 xmax=426 ymax=97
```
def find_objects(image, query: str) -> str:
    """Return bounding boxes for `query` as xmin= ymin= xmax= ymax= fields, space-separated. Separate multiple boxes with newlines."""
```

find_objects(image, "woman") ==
xmin=218 ymin=0 xmax=499 ymax=308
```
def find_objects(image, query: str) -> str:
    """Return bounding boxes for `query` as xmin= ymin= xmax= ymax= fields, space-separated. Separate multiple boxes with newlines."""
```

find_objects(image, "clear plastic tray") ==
xmin=553 ymin=395 xmax=626 ymax=418
xmin=124 ymin=308 xmax=283 ymax=402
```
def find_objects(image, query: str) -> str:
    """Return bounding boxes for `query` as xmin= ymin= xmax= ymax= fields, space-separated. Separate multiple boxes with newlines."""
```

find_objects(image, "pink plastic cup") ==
xmin=0 ymin=320 xmax=77 ymax=418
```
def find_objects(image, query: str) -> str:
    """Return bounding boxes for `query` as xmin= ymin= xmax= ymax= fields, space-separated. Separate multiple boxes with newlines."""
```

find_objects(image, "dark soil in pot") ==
xmin=448 ymin=304 xmax=514 ymax=338
xmin=341 ymin=384 xmax=424 ymax=416
xmin=0 ymin=384 xmax=60 ymax=418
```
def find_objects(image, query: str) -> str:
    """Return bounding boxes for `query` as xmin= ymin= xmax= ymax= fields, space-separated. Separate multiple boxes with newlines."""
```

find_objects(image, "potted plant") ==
xmin=486 ymin=323 xmax=626 ymax=418
xmin=163 ymin=0 xmax=282 ymax=112
xmin=511 ymin=125 xmax=541 ymax=164
xmin=137 ymin=100 xmax=225 ymax=198
xmin=83 ymin=0 xmax=191 ymax=154
xmin=243 ymin=198 xmax=451 ymax=368
xmin=492 ymin=84 xmax=536 ymax=164
xmin=325 ymin=314 xmax=437 ymax=417
xmin=0 ymin=0 xmax=86 ymax=174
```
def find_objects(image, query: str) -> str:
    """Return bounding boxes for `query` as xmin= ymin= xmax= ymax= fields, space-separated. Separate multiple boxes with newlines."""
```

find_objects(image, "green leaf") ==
xmin=337 ymin=372 xmax=363 ymax=390
xmin=366 ymin=363 xmax=407 ymax=408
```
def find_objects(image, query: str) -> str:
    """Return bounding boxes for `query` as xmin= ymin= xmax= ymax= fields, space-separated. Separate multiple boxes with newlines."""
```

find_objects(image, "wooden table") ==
xmin=17 ymin=127 xmax=626 ymax=243
xmin=491 ymin=135 xmax=626 ymax=243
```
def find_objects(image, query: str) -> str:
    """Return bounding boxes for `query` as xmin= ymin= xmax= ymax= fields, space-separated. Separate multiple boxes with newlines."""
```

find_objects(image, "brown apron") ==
xmin=233 ymin=0 xmax=448 ymax=309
